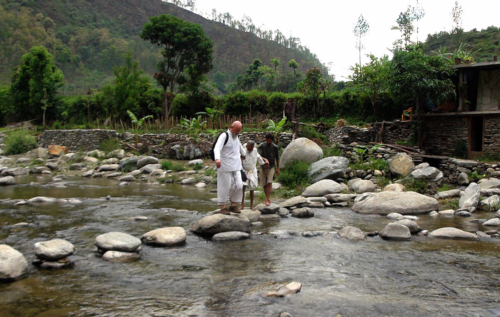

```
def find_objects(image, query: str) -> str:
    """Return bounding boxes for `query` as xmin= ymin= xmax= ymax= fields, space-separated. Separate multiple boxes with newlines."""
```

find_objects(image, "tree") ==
xmin=140 ymin=14 xmax=213 ymax=119
xmin=353 ymin=15 xmax=370 ymax=67
xmin=451 ymin=1 xmax=463 ymax=46
xmin=270 ymin=58 xmax=281 ymax=85
xmin=213 ymin=71 xmax=226 ymax=93
xmin=411 ymin=0 xmax=426 ymax=44
xmin=394 ymin=7 xmax=415 ymax=50
xmin=304 ymin=67 xmax=322 ymax=118
xmin=10 ymin=46 xmax=64 ymax=123
xmin=288 ymin=59 xmax=299 ymax=77
xmin=127 ymin=110 xmax=153 ymax=146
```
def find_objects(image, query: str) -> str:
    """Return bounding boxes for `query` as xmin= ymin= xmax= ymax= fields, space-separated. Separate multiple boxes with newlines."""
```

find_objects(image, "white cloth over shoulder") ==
xmin=242 ymin=147 xmax=265 ymax=190
xmin=214 ymin=130 xmax=245 ymax=173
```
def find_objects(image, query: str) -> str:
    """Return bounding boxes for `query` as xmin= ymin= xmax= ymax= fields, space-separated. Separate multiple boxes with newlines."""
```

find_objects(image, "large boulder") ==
xmin=0 ymin=176 xmax=16 ymax=186
xmin=338 ymin=226 xmax=366 ymax=241
xmin=428 ymin=227 xmax=478 ymax=241
xmin=302 ymin=180 xmax=346 ymax=197
xmin=458 ymin=183 xmax=481 ymax=212
xmin=137 ymin=156 xmax=159 ymax=169
xmin=34 ymin=239 xmax=75 ymax=261
xmin=190 ymin=214 xmax=251 ymax=236
xmin=141 ymin=227 xmax=186 ymax=247
xmin=48 ymin=145 xmax=69 ymax=156
xmin=94 ymin=232 xmax=141 ymax=252
xmin=279 ymin=138 xmax=323 ymax=169
xmin=119 ymin=157 xmax=139 ymax=171
xmin=0 ymin=245 xmax=28 ymax=281
xmin=379 ymin=223 xmax=411 ymax=241
xmin=308 ymin=156 xmax=349 ymax=183
xmin=351 ymin=180 xmax=376 ymax=194
xmin=352 ymin=191 xmax=439 ymax=215
xmin=411 ymin=163 xmax=443 ymax=184
xmin=478 ymin=178 xmax=500 ymax=190
xmin=388 ymin=153 xmax=414 ymax=177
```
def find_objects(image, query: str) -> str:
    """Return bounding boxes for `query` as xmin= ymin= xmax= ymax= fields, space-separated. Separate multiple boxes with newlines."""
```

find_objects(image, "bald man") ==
xmin=214 ymin=121 xmax=246 ymax=214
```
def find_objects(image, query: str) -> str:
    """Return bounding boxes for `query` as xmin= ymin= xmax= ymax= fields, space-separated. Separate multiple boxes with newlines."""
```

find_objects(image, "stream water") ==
xmin=1 ymin=176 xmax=500 ymax=317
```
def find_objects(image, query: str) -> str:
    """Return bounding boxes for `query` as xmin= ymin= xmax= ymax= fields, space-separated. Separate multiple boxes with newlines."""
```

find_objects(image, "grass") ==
xmin=439 ymin=198 xmax=460 ymax=210
xmin=468 ymin=172 xmax=485 ymax=182
xmin=349 ymin=158 xmax=388 ymax=172
xmin=277 ymin=161 xmax=311 ymax=189
xmin=398 ymin=178 xmax=429 ymax=194
xmin=192 ymin=163 xmax=203 ymax=171
xmin=98 ymin=138 xmax=121 ymax=154
xmin=3 ymin=129 xmax=37 ymax=155
xmin=477 ymin=154 xmax=500 ymax=163
xmin=299 ymin=125 xmax=329 ymax=146
xmin=373 ymin=176 xmax=391 ymax=188
xmin=205 ymin=168 xmax=217 ymax=177
xmin=438 ymin=184 xmax=455 ymax=192
xmin=161 ymin=160 xmax=186 ymax=172
xmin=323 ymin=144 xmax=343 ymax=157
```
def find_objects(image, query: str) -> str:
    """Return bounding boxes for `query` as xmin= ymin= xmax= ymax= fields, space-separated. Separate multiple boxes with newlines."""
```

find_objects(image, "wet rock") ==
xmin=82 ymin=170 xmax=94 ymax=177
xmin=280 ymin=137 xmax=323 ymax=169
xmin=256 ymin=203 xmax=280 ymax=214
xmin=102 ymin=251 xmax=140 ymax=263
xmin=106 ymin=172 xmax=122 ymax=178
xmin=260 ymin=214 xmax=281 ymax=220
xmin=34 ymin=239 xmax=75 ymax=261
xmin=267 ymin=282 xmax=302 ymax=297
xmin=48 ymin=145 xmax=68 ymax=156
xmin=438 ymin=209 xmax=455 ymax=216
xmin=403 ymin=215 xmax=418 ymax=220
xmin=458 ymin=183 xmax=481 ymax=212
xmin=387 ymin=213 xmax=404 ymax=220
xmin=251 ymin=221 xmax=263 ymax=227
xmin=278 ymin=208 xmax=289 ymax=217
xmin=141 ymin=164 xmax=162 ymax=174
xmin=352 ymin=191 xmax=438 ymax=215
xmin=279 ymin=196 xmax=308 ymax=208
xmin=270 ymin=230 xmax=298 ymax=239
xmin=435 ymin=189 xmax=461 ymax=200
xmin=483 ymin=218 xmax=500 ymax=226
xmin=98 ymin=164 xmax=119 ymax=172
xmin=30 ymin=166 xmax=50 ymax=174
xmin=95 ymin=232 xmax=142 ymax=252
xmin=212 ymin=231 xmax=250 ymax=241
xmin=128 ymin=216 xmax=148 ymax=221
xmin=1 ymin=167 xmax=28 ymax=176
xmin=0 ymin=245 xmax=28 ymax=281
xmin=195 ymin=182 xmax=206 ymax=188
xmin=388 ymin=153 xmax=414 ymax=177
xmin=292 ymin=207 xmax=314 ymax=218
xmin=137 ymin=156 xmax=159 ymax=168
xmin=458 ymin=172 xmax=470 ymax=186
xmin=28 ymin=196 xmax=57 ymax=203
xmin=68 ymin=198 xmax=82 ymax=205
xmin=0 ymin=176 xmax=16 ymax=186
xmin=351 ymin=180 xmax=376 ymax=194
xmin=308 ymin=156 xmax=349 ymax=183
xmin=33 ymin=257 xmax=73 ymax=269
xmin=476 ymin=231 xmax=491 ymax=239
xmin=241 ymin=209 xmax=261 ymax=222
xmin=302 ymin=180 xmax=346 ymax=197
xmin=455 ymin=210 xmax=472 ymax=217
xmin=188 ymin=159 xmax=203 ymax=166
xmin=141 ymin=227 xmax=186 ymax=247
xmin=429 ymin=211 xmax=439 ymax=217
xmin=191 ymin=214 xmax=251 ymax=235
xmin=380 ymin=223 xmax=411 ymax=241
xmin=394 ymin=219 xmax=421 ymax=234
xmin=338 ymin=226 xmax=366 ymax=241
xmin=428 ymin=227 xmax=478 ymax=241
xmin=383 ymin=184 xmax=406 ymax=192
xmin=181 ymin=178 xmax=196 ymax=185
xmin=119 ymin=175 xmax=135 ymax=182
xmin=325 ymin=194 xmax=356 ymax=203
xmin=14 ymin=200 xmax=27 ymax=206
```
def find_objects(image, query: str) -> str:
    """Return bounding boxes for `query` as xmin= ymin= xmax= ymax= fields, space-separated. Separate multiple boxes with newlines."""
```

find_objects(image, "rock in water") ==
xmin=292 ymin=207 xmax=314 ymax=218
xmin=255 ymin=203 xmax=280 ymax=214
xmin=380 ymin=223 xmax=411 ymax=241
xmin=137 ymin=156 xmax=159 ymax=168
xmin=428 ymin=227 xmax=478 ymax=241
xmin=279 ymin=137 xmax=323 ymax=169
xmin=302 ymin=180 xmax=346 ymax=197
xmin=241 ymin=209 xmax=261 ymax=222
xmin=181 ymin=178 xmax=197 ymax=185
xmin=28 ymin=196 xmax=57 ymax=203
xmin=212 ymin=231 xmax=250 ymax=241
xmin=190 ymin=214 xmax=251 ymax=235
xmin=458 ymin=183 xmax=481 ymax=212
xmin=387 ymin=213 xmax=404 ymax=220
xmin=34 ymin=239 xmax=75 ymax=261
xmin=483 ymin=218 xmax=500 ymax=226
xmin=141 ymin=227 xmax=187 ymax=246
xmin=308 ymin=156 xmax=349 ymax=183
xmin=0 ymin=244 xmax=28 ymax=281
xmin=95 ymin=232 xmax=141 ymax=252
xmin=267 ymin=282 xmax=302 ymax=297
xmin=338 ymin=226 xmax=366 ymax=241
xmin=352 ymin=191 xmax=438 ymax=215
xmin=0 ymin=176 xmax=16 ymax=186
xmin=395 ymin=219 xmax=422 ymax=234
xmin=351 ymin=180 xmax=376 ymax=194
xmin=388 ymin=153 xmax=414 ymax=177
xmin=279 ymin=196 xmax=308 ymax=208
xmin=102 ymin=251 xmax=141 ymax=263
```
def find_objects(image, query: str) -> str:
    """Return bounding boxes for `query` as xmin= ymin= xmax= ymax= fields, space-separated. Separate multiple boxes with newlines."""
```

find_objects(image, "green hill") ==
xmin=424 ymin=26 xmax=500 ymax=61
xmin=0 ymin=0 xmax=327 ymax=91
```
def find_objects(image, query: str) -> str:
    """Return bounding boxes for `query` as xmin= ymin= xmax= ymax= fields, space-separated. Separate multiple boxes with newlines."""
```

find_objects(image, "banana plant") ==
xmin=127 ymin=110 xmax=153 ymax=146
xmin=266 ymin=117 xmax=287 ymax=144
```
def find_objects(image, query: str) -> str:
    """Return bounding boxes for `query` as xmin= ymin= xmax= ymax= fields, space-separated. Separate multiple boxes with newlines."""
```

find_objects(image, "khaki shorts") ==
xmin=260 ymin=167 xmax=275 ymax=187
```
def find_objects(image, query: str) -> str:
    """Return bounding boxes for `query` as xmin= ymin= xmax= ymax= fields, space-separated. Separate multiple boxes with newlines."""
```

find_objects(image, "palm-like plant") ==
xmin=127 ymin=110 xmax=153 ymax=146
xmin=266 ymin=117 xmax=287 ymax=144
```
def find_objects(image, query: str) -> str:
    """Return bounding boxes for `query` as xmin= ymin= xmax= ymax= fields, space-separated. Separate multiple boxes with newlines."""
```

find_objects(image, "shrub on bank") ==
xmin=4 ymin=130 xmax=37 ymax=155
xmin=278 ymin=161 xmax=311 ymax=188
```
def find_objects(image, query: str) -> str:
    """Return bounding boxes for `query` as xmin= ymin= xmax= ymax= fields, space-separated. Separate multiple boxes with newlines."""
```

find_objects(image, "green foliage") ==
xmin=192 ymin=163 xmax=203 ymax=171
xmin=161 ymin=160 xmax=186 ymax=172
xmin=443 ymin=198 xmax=460 ymax=211
xmin=438 ymin=184 xmax=455 ymax=192
xmin=452 ymin=140 xmax=468 ymax=159
xmin=178 ymin=116 xmax=207 ymax=141
xmin=323 ymin=145 xmax=343 ymax=157
xmin=127 ymin=110 xmax=153 ymax=145
xmin=300 ymin=125 xmax=328 ymax=145
xmin=468 ymin=172 xmax=484 ymax=182
xmin=374 ymin=176 xmax=391 ymax=188
xmin=98 ymin=138 xmax=121 ymax=154
xmin=4 ymin=130 xmax=37 ymax=155
xmin=349 ymin=158 xmax=388 ymax=172
xmin=277 ymin=161 xmax=311 ymax=189
xmin=223 ymin=91 xmax=249 ymax=115
xmin=398 ymin=177 xmax=429 ymax=194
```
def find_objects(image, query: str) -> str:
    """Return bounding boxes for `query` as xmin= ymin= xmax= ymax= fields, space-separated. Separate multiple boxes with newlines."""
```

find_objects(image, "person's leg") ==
xmin=241 ymin=185 xmax=246 ymax=209
xmin=265 ymin=183 xmax=272 ymax=205
xmin=229 ymin=171 xmax=243 ymax=212
xmin=265 ymin=167 xmax=275 ymax=205
xmin=249 ymin=190 xmax=254 ymax=210
xmin=217 ymin=169 xmax=231 ymax=213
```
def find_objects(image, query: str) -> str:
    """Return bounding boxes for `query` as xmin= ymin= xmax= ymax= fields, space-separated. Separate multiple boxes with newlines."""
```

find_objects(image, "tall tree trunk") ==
xmin=163 ymin=88 xmax=169 ymax=120
xmin=43 ymin=109 xmax=46 ymax=127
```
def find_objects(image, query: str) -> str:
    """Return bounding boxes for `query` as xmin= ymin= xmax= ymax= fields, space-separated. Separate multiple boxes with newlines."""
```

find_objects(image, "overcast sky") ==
xmin=193 ymin=0 xmax=500 ymax=80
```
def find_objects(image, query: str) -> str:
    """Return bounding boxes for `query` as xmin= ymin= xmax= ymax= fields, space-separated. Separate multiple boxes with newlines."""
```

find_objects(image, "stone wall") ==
xmin=421 ymin=116 xmax=468 ymax=157
xmin=484 ymin=116 xmax=500 ymax=155
xmin=39 ymin=129 xmax=294 ymax=159
xmin=326 ymin=121 xmax=412 ymax=145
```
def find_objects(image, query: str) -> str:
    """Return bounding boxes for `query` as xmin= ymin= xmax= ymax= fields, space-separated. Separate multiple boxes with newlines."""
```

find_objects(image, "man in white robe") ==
xmin=214 ymin=121 xmax=246 ymax=214
xmin=241 ymin=140 xmax=268 ymax=210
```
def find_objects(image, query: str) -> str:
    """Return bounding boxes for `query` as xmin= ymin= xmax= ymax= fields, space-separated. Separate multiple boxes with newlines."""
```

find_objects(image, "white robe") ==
xmin=242 ymin=148 xmax=265 ymax=190
xmin=213 ymin=130 xmax=245 ymax=172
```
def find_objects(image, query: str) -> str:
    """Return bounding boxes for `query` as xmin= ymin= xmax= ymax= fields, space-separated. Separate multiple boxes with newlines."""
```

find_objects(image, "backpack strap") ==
xmin=223 ymin=131 xmax=229 ymax=146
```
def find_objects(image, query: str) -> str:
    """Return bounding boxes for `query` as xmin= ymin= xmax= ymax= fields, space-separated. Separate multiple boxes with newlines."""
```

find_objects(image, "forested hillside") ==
xmin=0 ymin=0 xmax=326 ymax=90
xmin=424 ymin=26 xmax=500 ymax=61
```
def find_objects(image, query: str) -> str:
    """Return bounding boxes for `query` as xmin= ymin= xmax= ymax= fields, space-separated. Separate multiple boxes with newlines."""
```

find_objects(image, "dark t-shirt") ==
xmin=284 ymin=102 xmax=293 ymax=114
xmin=258 ymin=143 xmax=280 ymax=168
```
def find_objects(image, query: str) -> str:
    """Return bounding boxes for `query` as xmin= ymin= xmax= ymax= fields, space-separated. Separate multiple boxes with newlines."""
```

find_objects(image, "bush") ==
xmin=399 ymin=178 xmax=429 ymax=194
xmin=323 ymin=145 xmax=343 ymax=157
xmin=224 ymin=91 xmax=249 ymax=116
xmin=192 ymin=163 xmax=203 ymax=171
xmin=161 ymin=160 xmax=186 ymax=172
xmin=247 ymin=90 xmax=269 ymax=115
xmin=278 ymin=161 xmax=311 ymax=188
xmin=299 ymin=125 xmax=328 ymax=145
xmin=4 ymin=130 xmax=37 ymax=155
xmin=99 ymin=138 xmax=121 ymax=153
xmin=268 ymin=92 xmax=287 ymax=115
xmin=452 ymin=140 xmax=468 ymax=159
